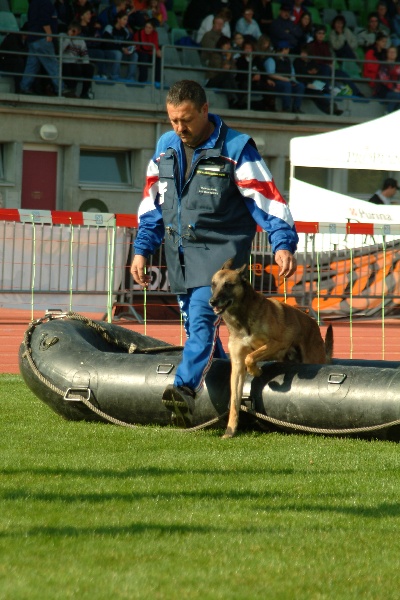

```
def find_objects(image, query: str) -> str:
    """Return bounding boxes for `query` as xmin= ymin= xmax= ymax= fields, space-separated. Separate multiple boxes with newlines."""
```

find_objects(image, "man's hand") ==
xmin=275 ymin=250 xmax=297 ymax=278
xmin=130 ymin=254 xmax=151 ymax=288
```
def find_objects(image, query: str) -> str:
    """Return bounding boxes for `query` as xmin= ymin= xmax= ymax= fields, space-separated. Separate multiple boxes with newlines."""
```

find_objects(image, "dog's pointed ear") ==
xmin=237 ymin=264 xmax=248 ymax=282
xmin=221 ymin=257 xmax=235 ymax=270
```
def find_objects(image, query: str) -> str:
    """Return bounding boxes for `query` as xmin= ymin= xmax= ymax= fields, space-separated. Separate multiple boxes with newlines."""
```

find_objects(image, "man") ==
xmin=200 ymin=15 xmax=225 ymax=65
xmin=269 ymin=3 xmax=302 ymax=50
xmin=369 ymin=178 xmax=399 ymax=204
xmin=130 ymin=80 xmax=298 ymax=425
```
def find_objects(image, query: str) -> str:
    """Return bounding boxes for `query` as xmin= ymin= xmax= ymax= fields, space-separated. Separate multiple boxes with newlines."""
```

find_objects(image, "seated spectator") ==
xmin=253 ymin=0 xmax=273 ymax=35
xmin=307 ymin=24 xmax=364 ymax=96
xmin=290 ymin=0 xmax=308 ymax=26
xmin=61 ymin=20 xmax=95 ymax=97
xmin=232 ymin=31 xmax=244 ymax=59
xmin=392 ymin=2 xmax=400 ymax=46
xmin=329 ymin=15 xmax=358 ymax=62
xmin=236 ymin=35 xmax=275 ymax=111
xmin=376 ymin=0 xmax=392 ymax=38
xmin=20 ymin=0 xmax=66 ymax=96
xmin=264 ymin=39 xmax=305 ymax=112
xmin=363 ymin=31 xmax=389 ymax=87
xmin=357 ymin=12 xmax=386 ymax=51
xmin=78 ymin=6 xmax=113 ymax=78
xmin=196 ymin=8 xmax=232 ymax=44
xmin=73 ymin=0 xmax=95 ymax=20
xmin=295 ymin=11 xmax=314 ymax=53
xmin=146 ymin=0 xmax=167 ymax=26
xmin=133 ymin=19 xmax=161 ymax=82
xmin=293 ymin=45 xmax=343 ymax=115
xmin=98 ymin=0 xmax=134 ymax=32
xmin=205 ymin=35 xmax=242 ymax=108
xmin=374 ymin=44 xmax=400 ymax=112
xmin=369 ymin=177 xmax=399 ymax=204
xmin=269 ymin=3 xmax=302 ymax=51
xmin=200 ymin=15 xmax=225 ymax=64
xmin=235 ymin=7 xmax=262 ymax=41
xmin=0 ymin=26 xmax=28 ymax=93
xmin=102 ymin=10 xmax=137 ymax=81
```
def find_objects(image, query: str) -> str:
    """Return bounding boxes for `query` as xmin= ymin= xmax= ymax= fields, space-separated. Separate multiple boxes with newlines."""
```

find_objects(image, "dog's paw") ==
xmin=247 ymin=366 xmax=262 ymax=377
xmin=222 ymin=426 xmax=236 ymax=439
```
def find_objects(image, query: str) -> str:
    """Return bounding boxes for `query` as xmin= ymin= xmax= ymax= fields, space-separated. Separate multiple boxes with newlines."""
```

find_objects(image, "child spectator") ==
xmin=133 ymin=19 xmax=161 ymax=82
xmin=78 ymin=6 xmax=112 ymax=79
xmin=374 ymin=44 xmax=400 ymax=112
xmin=295 ymin=11 xmax=314 ymax=53
xmin=61 ymin=20 xmax=95 ymax=97
xmin=102 ymin=9 xmax=138 ymax=81
xmin=363 ymin=31 xmax=389 ymax=87
xmin=264 ymin=39 xmax=305 ymax=112
xmin=146 ymin=0 xmax=167 ymax=26
xmin=329 ymin=15 xmax=358 ymax=62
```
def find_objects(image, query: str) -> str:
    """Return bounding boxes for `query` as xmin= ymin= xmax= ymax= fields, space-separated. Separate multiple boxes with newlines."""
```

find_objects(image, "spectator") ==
xmin=133 ymin=19 xmax=161 ymax=82
xmin=73 ymin=0 xmax=95 ymax=20
xmin=376 ymin=0 xmax=392 ymax=37
xmin=307 ymin=24 xmax=364 ymax=96
xmin=369 ymin=177 xmax=399 ymax=204
xmin=264 ymin=39 xmax=305 ymax=112
xmin=374 ymin=44 xmax=400 ymax=112
xmin=0 ymin=26 xmax=28 ymax=93
xmin=293 ymin=45 xmax=343 ymax=115
xmin=363 ymin=31 xmax=389 ymax=87
xmin=269 ymin=3 xmax=302 ymax=50
xmin=200 ymin=15 xmax=225 ymax=64
xmin=78 ymin=7 xmax=111 ymax=79
xmin=295 ymin=11 xmax=314 ymax=53
xmin=235 ymin=34 xmax=276 ymax=110
xmin=290 ymin=0 xmax=308 ymax=26
xmin=252 ymin=0 xmax=273 ymax=35
xmin=232 ymin=31 xmax=245 ymax=59
xmin=235 ymin=7 xmax=262 ymax=41
xmin=357 ymin=12 xmax=384 ymax=51
xmin=19 ymin=0 xmax=65 ymax=96
xmin=55 ymin=0 xmax=75 ymax=33
xmin=102 ymin=9 xmax=137 ymax=81
xmin=146 ymin=0 xmax=167 ymax=26
xmin=329 ymin=15 xmax=358 ymax=62
xmin=205 ymin=35 xmax=242 ymax=108
xmin=61 ymin=20 xmax=95 ymax=97
xmin=391 ymin=2 xmax=400 ymax=47
xmin=196 ymin=8 xmax=232 ymax=44
xmin=98 ymin=0 xmax=133 ymax=32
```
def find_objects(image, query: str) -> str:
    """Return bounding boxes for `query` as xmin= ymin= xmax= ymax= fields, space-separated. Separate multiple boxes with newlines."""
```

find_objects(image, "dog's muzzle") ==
xmin=209 ymin=298 xmax=232 ymax=315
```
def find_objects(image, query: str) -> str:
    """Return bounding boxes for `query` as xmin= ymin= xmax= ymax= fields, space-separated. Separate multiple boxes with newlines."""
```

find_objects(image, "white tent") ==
xmin=290 ymin=110 xmax=400 ymax=170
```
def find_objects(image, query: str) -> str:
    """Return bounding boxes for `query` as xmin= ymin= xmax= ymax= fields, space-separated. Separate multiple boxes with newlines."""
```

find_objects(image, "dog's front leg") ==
xmin=245 ymin=341 xmax=287 ymax=376
xmin=223 ymin=347 xmax=247 ymax=439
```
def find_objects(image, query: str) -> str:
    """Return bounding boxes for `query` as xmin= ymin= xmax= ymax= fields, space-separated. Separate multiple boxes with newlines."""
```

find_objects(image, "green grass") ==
xmin=1 ymin=375 xmax=400 ymax=599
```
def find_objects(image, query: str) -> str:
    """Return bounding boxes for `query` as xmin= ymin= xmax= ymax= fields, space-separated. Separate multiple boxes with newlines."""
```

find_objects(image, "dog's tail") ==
xmin=324 ymin=324 xmax=334 ymax=363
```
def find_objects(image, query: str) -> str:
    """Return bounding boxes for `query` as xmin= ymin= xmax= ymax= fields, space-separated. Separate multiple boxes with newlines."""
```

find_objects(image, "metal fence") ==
xmin=0 ymin=28 xmax=399 ymax=114
xmin=1 ymin=212 xmax=400 ymax=322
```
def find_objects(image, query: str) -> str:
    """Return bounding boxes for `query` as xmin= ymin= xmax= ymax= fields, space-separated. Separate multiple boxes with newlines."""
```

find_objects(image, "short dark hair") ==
xmin=166 ymin=80 xmax=207 ymax=110
xmin=383 ymin=177 xmax=399 ymax=190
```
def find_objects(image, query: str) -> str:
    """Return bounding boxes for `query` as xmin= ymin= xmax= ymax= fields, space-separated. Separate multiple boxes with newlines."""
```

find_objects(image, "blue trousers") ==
xmin=273 ymin=80 xmax=304 ymax=110
xmin=20 ymin=38 xmax=62 ymax=93
xmin=175 ymin=286 xmax=227 ymax=393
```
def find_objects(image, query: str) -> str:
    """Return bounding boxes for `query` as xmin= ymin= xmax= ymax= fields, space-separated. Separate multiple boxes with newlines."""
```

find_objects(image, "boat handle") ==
xmin=156 ymin=364 xmax=174 ymax=375
xmin=327 ymin=373 xmax=347 ymax=385
xmin=64 ymin=387 xmax=91 ymax=402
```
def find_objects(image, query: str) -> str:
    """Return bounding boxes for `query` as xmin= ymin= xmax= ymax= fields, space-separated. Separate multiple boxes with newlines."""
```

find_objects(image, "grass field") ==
xmin=1 ymin=374 xmax=400 ymax=600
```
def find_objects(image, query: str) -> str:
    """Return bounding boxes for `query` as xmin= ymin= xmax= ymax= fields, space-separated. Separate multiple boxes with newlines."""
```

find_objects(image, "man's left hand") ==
xmin=275 ymin=250 xmax=297 ymax=278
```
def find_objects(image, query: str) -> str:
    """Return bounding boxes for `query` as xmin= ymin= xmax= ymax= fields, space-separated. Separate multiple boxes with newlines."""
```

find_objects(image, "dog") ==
xmin=209 ymin=258 xmax=334 ymax=439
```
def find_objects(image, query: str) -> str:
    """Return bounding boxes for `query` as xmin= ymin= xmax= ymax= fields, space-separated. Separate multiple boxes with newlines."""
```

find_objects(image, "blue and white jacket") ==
xmin=134 ymin=113 xmax=298 ymax=294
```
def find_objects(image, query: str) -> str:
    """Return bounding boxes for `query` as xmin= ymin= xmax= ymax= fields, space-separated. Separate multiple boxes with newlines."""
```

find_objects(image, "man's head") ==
xmin=279 ymin=4 xmax=291 ymax=19
xmin=166 ymin=80 xmax=210 ymax=148
xmin=382 ymin=177 xmax=399 ymax=197
xmin=212 ymin=16 xmax=225 ymax=32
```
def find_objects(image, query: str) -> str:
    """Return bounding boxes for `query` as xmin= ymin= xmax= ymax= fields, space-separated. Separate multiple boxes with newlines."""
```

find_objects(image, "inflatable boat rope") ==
xmin=21 ymin=312 xmax=400 ymax=435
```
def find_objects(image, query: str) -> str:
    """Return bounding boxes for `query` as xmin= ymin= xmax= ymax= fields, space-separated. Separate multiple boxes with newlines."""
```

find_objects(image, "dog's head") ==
xmin=209 ymin=258 xmax=248 ymax=315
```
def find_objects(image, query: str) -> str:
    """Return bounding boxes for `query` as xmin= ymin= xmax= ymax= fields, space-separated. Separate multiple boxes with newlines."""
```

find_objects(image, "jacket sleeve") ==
xmin=133 ymin=155 xmax=165 ymax=257
xmin=234 ymin=142 xmax=298 ymax=254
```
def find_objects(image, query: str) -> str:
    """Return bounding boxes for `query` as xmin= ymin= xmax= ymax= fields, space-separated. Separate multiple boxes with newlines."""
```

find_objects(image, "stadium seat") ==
xmin=347 ymin=0 xmax=364 ymax=14
xmin=171 ymin=27 xmax=188 ymax=45
xmin=331 ymin=0 xmax=347 ymax=10
xmin=181 ymin=46 xmax=202 ymax=67
xmin=166 ymin=10 xmax=179 ymax=30
xmin=9 ymin=0 xmax=28 ymax=14
xmin=341 ymin=10 xmax=359 ymax=30
xmin=322 ymin=8 xmax=338 ymax=26
xmin=0 ymin=0 xmax=10 ymax=10
xmin=306 ymin=6 xmax=321 ymax=24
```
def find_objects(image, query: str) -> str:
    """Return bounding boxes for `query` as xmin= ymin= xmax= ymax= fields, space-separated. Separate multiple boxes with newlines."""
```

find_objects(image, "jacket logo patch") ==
xmin=198 ymin=186 xmax=219 ymax=195
xmin=197 ymin=169 xmax=227 ymax=177
xmin=159 ymin=181 xmax=168 ymax=204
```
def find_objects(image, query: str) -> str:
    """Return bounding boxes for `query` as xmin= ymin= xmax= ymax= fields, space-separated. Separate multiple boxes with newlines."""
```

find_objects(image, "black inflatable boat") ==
xmin=18 ymin=312 xmax=400 ymax=440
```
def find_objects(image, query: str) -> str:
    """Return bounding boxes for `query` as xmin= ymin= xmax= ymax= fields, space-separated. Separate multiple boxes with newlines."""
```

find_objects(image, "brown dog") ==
xmin=209 ymin=258 xmax=334 ymax=439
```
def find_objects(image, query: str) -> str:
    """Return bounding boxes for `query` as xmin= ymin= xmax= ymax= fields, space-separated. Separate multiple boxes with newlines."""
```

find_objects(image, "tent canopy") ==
xmin=290 ymin=111 xmax=400 ymax=170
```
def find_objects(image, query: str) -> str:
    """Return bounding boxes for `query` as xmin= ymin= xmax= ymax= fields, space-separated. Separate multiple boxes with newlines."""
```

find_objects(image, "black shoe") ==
xmin=292 ymin=108 xmax=304 ymax=114
xmin=20 ymin=88 xmax=36 ymax=95
xmin=334 ymin=107 xmax=343 ymax=116
xmin=162 ymin=384 xmax=195 ymax=428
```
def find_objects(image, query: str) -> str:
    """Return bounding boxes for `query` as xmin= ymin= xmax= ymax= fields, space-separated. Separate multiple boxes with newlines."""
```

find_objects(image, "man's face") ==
xmin=167 ymin=101 xmax=210 ymax=148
